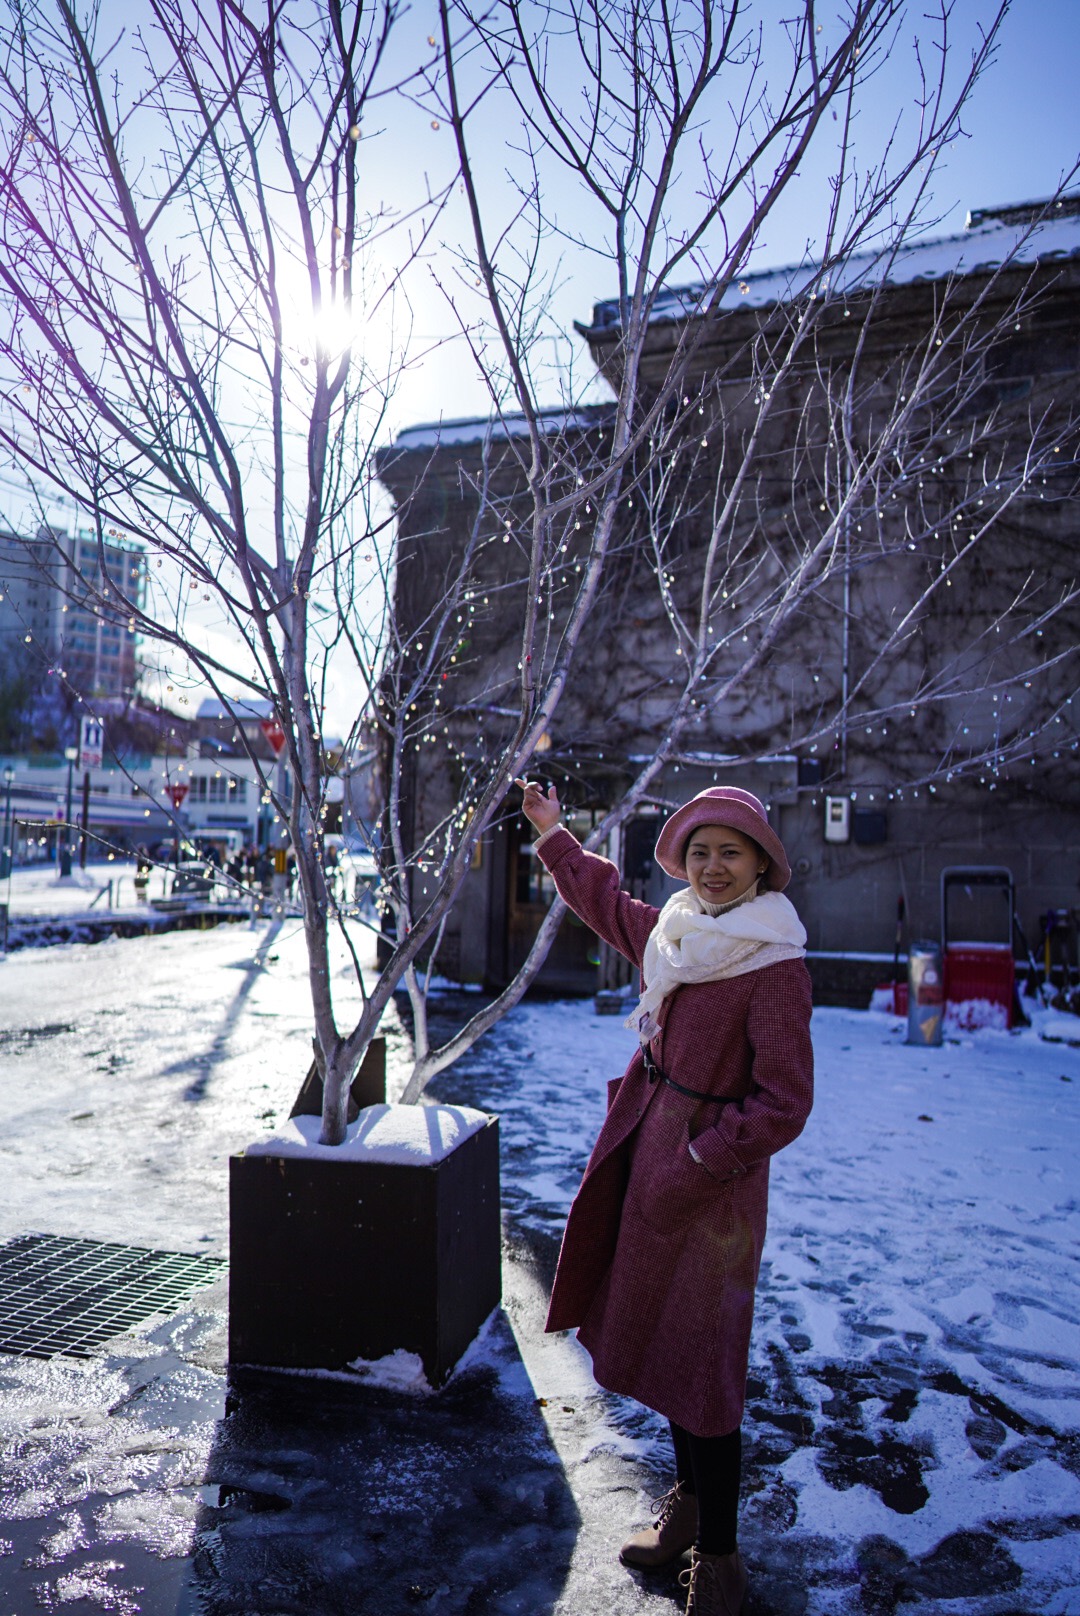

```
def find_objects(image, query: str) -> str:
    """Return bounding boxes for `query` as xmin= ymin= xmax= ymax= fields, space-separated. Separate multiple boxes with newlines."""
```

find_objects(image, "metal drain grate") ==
xmin=0 ymin=1234 xmax=227 ymax=1359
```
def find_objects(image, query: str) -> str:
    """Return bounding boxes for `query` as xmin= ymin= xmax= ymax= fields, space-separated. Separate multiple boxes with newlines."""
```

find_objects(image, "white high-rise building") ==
xmin=0 ymin=528 xmax=56 ymax=674
xmin=52 ymin=529 xmax=144 ymax=700
xmin=0 ymin=525 xmax=145 ymax=703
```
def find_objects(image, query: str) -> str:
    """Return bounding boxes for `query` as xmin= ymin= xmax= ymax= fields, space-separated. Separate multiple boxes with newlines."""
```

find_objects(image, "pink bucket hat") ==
xmin=654 ymin=786 xmax=792 ymax=890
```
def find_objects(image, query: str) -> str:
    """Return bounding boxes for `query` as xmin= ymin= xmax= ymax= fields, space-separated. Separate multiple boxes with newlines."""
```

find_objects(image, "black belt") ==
xmin=640 ymin=1044 xmax=739 ymax=1106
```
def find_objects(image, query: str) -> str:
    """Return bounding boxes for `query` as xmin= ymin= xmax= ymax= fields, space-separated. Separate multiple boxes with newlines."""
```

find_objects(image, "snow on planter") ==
xmin=244 ymin=1102 xmax=489 ymax=1164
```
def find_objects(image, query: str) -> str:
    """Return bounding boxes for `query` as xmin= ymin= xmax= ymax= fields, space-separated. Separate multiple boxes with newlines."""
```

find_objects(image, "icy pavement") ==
xmin=0 ymin=919 xmax=1078 ymax=1613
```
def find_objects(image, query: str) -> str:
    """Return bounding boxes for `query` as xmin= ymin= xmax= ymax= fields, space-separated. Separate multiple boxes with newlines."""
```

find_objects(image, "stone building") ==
xmin=378 ymin=199 xmax=1080 ymax=998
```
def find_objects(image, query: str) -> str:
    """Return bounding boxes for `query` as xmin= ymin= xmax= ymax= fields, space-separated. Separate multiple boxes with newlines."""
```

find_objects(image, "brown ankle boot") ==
xmin=619 ymin=1483 xmax=698 ymax=1568
xmin=678 ymin=1546 xmax=748 ymax=1614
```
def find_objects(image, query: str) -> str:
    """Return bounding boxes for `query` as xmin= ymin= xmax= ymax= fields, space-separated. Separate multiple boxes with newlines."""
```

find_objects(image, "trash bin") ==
xmin=941 ymin=866 xmax=1016 ymax=1029
xmin=907 ymin=941 xmax=944 ymax=1046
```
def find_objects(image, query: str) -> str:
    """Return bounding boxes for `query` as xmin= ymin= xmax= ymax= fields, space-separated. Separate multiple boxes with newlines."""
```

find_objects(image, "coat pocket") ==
xmin=627 ymin=1121 xmax=729 ymax=1236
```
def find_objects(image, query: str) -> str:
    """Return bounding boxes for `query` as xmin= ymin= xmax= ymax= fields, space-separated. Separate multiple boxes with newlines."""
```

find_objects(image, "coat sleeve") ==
xmin=536 ymin=826 xmax=658 ymax=968
xmin=688 ymin=961 xmax=814 ymax=1180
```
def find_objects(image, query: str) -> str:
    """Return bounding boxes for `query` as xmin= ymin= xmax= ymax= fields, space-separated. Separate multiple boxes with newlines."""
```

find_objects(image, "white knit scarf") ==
xmin=627 ymin=885 xmax=807 ymax=1042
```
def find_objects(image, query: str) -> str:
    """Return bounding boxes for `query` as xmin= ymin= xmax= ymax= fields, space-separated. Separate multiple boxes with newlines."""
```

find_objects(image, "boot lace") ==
xmin=678 ymin=1550 xmax=742 ymax=1616
xmin=678 ymin=1553 xmax=700 ymax=1599
xmin=651 ymin=1483 xmax=686 ymax=1529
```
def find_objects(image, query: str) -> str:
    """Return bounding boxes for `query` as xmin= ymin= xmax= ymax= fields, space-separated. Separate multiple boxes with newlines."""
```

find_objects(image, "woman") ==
xmin=518 ymin=780 xmax=814 ymax=1616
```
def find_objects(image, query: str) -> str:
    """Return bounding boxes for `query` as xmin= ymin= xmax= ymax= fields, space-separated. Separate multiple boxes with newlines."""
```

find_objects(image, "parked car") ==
xmin=171 ymin=861 xmax=217 ymax=898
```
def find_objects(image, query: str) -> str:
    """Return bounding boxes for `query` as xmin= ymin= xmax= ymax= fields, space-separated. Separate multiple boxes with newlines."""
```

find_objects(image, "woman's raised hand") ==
xmin=516 ymin=778 xmax=562 ymax=833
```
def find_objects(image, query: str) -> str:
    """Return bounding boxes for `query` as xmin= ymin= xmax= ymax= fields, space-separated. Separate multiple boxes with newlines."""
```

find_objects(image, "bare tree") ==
xmin=379 ymin=0 xmax=1080 ymax=1092
xmin=0 ymin=0 xmax=444 ymax=1140
xmin=2 ymin=0 xmax=1061 ymax=1132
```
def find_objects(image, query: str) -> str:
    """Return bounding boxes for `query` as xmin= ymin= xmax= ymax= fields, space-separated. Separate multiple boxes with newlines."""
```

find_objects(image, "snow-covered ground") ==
xmin=438 ymin=990 xmax=1080 ymax=1613
xmin=1 ymin=858 xmax=169 ymax=915
xmin=0 ymin=916 xmax=1078 ymax=1613
xmin=1 ymin=853 xmax=376 ymax=918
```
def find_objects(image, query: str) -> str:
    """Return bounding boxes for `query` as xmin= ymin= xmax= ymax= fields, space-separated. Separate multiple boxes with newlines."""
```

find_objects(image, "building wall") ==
xmin=379 ymin=259 xmax=1080 ymax=989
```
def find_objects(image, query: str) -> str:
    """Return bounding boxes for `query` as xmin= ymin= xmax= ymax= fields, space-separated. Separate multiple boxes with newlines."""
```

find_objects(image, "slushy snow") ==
xmin=0 ymin=910 xmax=1078 ymax=1611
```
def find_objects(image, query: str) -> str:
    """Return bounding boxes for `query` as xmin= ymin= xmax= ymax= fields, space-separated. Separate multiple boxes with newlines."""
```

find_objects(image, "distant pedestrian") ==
xmin=134 ymin=845 xmax=151 ymax=904
xmin=518 ymin=780 xmax=813 ymax=1616
xmin=324 ymin=842 xmax=340 ymax=903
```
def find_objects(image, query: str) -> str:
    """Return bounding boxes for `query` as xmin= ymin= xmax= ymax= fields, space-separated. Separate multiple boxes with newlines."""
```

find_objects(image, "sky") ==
xmin=385 ymin=0 xmax=1080 ymax=435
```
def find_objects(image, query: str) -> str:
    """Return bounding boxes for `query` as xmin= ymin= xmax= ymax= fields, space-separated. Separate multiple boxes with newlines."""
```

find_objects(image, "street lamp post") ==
xmin=1 ymin=765 xmax=13 ymax=881
xmin=60 ymin=745 xmax=78 ymax=878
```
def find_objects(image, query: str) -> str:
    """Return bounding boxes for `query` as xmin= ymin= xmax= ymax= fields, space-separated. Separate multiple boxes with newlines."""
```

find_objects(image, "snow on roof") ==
xmin=387 ymin=199 xmax=1079 ymax=453
xmin=197 ymin=696 xmax=274 ymax=722
xmin=582 ymin=200 xmax=1080 ymax=335
xmin=243 ymin=1103 xmax=491 ymax=1165
xmin=391 ymin=403 xmax=611 ymax=454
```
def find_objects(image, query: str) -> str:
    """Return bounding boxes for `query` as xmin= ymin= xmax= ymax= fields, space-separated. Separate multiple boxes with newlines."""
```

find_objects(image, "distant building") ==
xmin=0 ymin=525 xmax=144 ymax=707
xmin=53 ymin=530 xmax=144 ymax=700
xmin=0 ymin=528 xmax=55 ymax=671
xmin=195 ymin=697 xmax=283 ymax=763
xmin=0 ymin=750 xmax=264 ymax=864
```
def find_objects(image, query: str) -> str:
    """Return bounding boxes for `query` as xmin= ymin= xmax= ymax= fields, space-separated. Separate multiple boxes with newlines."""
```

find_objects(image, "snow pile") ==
xmin=243 ymin=1102 xmax=490 ymax=1164
xmin=943 ymin=996 xmax=1010 ymax=1033
xmin=1036 ymin=1012 xmax=1080 ymax=1047
xmin=869 ymin=984 xmax=903 ymax=1015
xmin=346 ymin=1348 xmax=433 ymax=1395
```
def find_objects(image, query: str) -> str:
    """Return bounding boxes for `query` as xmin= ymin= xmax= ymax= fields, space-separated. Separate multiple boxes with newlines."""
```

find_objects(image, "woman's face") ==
xmin=684 ymin=823 xmax=767 ymax=906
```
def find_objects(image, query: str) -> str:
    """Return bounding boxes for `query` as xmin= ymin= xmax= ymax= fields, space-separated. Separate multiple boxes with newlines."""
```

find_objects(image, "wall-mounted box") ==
xmin=824 ymin=796 xmax=851 ymax=843
xmin=853 ymin=808 xmax=887 ymax=846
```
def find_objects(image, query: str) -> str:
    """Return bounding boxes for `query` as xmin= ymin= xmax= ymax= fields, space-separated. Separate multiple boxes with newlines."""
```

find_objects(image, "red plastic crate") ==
xmin=943 ymin=943 xmax=1015 ymax=1027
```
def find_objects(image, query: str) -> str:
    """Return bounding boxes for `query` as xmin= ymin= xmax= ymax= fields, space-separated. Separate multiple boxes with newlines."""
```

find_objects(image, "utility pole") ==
xmin=1 ymin=764 xmax=13 ymax=880
xmin=79 ymin=770 xmax=90 ymax=869
xmin=60 ymin=746 xmax=78 ymax=877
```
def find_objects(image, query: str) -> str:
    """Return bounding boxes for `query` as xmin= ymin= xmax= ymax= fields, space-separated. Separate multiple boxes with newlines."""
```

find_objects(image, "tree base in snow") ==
xmin=228 ymin=1114 xmax=501 ymax=1386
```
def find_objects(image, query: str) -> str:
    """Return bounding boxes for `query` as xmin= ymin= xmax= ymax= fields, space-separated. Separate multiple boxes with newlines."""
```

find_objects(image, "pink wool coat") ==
xmin=538 ymin=827 xmax=814 ymax=1438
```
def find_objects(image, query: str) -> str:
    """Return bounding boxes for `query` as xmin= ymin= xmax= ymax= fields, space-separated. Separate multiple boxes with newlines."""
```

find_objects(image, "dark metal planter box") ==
xmin=228 ymin=1115 xmax=501 ymax=1387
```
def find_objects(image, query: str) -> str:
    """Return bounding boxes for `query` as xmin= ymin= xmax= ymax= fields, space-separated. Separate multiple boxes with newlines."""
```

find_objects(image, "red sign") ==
xmin=260 ymin=718 xmax=287 ymax=757
xmin=164 ymin=783 xmax=189 ymax=808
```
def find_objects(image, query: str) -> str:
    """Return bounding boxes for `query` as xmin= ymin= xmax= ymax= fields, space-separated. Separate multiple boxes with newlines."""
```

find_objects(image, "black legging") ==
xmin=669 ymin=1422 xmax=741 ymax=1556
